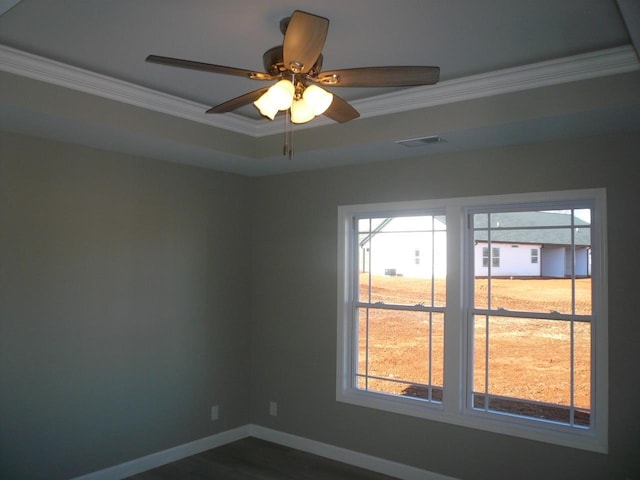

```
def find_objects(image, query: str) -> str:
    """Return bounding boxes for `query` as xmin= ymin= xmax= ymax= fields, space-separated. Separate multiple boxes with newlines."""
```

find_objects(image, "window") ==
xmin=531 ymin=248 xmax=539 ymax=264
xmin=482 ymin=246 xmax=500 ymax=268
xmin=337 ymin=189 xmax=607 ymax=453
xmin=355 ymin=215 xmax=446 ymax=403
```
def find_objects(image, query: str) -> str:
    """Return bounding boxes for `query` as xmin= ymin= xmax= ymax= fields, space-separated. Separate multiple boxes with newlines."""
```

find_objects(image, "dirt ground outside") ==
xmin=358 ymin=274 xmax=592 ymax=420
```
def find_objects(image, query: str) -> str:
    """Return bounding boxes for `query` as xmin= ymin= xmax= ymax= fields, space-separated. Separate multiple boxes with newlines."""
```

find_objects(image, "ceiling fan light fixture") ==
xmin=267 ymin=79 xmax=295 ymax=110
xmin=303 ymin=85 xmax=333 ymax=115
xmin=253 ymin=93 xmax=278 ymax=120
xmin=147 ymin=9 xmax=439 ymax=126
xmin=290 ymin=98 xmax=315 ymax=124
xmin=253 ymin=79 xmax=295 ymax=119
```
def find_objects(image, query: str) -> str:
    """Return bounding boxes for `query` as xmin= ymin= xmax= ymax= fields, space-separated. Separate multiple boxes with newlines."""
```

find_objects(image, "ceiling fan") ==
xmin=146 ymin=10 xmax=440 ymax=125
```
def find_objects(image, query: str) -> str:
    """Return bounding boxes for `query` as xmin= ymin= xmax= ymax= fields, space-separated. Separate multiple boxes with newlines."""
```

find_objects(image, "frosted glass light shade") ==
xmin=290 ymin=98 xmax=315 ymax=123
xmin=267 ymin=79 xmax=295 ymax=110
xmin=254 ymin=79 xmax=295 ymax=119
xmin=303 ymin=85 xmax=333 ymax=115
xmin=253 ymin=93 xmax=278 ymax=120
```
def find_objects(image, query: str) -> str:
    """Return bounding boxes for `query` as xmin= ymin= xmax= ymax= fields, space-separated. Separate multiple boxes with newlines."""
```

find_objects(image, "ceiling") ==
xmin=1 ymin=0 xmax=639 ymax=176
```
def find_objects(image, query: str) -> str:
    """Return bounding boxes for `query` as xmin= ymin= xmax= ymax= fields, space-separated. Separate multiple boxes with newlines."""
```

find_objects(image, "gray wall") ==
xmin=2 ymin=129 xmax=639 ymax=480
xmin=0 ymin=132 xmax=252 ymax=479
xmin=249 ymin=131 xmax=640 ymax=480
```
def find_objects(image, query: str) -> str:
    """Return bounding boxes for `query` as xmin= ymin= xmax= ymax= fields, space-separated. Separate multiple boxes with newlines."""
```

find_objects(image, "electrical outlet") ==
xmin=211 ymin=405 xmax=219 ymax=421
xmin=269 ymin=401 xmax=277 ymax=416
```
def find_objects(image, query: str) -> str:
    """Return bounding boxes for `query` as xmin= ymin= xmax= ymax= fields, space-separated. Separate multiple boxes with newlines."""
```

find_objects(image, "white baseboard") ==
xmin=250 ymin=425 xmax=458 ymax=480
xmin=70 ymin=423 xmax=457 ymax=480
xmin=70 ymin=425 xmax=250 ymax=480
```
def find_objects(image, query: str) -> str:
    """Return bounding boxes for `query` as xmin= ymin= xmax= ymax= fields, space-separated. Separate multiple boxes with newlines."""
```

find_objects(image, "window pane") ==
xmin=473 ymin=213 xmax=488 ymax=229
xmin=358 ymin=217 xmax=389 ymax=233
xmin=473 ymin=315 xmax=488 ymax=396
xmin=471 ymin=315 xmax=593 ymax=425
xmin=431 ymin=313 xmax=444 ymax=388
xmin=475 ymin=277 xmax=591 ymax=315
xmin=574 ymin=209 xmax=591 ymax=226
xmin=358 ymin=378 xmax=443 ymax=403
xmin=474 ymin=317 xmax=584 ymax=420
xmin=474 ymin=214 xmax=591 ymax=246
xmin=433 ymin=231 xmax=447 ymax=307
xmin=475 ymin=210 xmax=575 ymax=230
xmin=473 ymin=223 xmax=592 ymax=315
xmin=485 ymin=316 xmax=570 ymax=405
xmin=574 ymin=321 xmax=592 ymax=412
xmin=472 ymin=210 xmax=593 ymax=313
xmin=434 ymin=214 xmax=447 ymax=230
xmin=474 ymin=276 xmax=488 ymax=310
xmin=358 ymin=233 xmax=371 ymax=303
xmin=357 ymin=308 xmax=443 ymax=402
xmin=470 ymin=205 xmax=595 ymax=428
xmin=369 ymin=231 xmax=431 ymax=305
xmin=382 ymin=215 xmax=434 ymax=232
xmin=358 ymin=215 xmax=446 ymax=306
xmin=367 ymin=309 xmax=429 ymax=384
xmin=472 ymin=394 xmax=589 ymax=425
xmin=357 ymin=308 xmax=368 ymax=387
xmin=357 ymin=375 xmax=367 ymax=391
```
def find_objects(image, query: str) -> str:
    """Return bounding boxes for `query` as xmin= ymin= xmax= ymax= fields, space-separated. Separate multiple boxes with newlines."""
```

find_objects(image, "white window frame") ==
xmin=336 ymin=188 xmax=608 ymax=453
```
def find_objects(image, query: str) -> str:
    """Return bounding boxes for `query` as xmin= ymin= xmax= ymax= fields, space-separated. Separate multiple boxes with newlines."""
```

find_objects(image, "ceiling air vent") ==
xmin=395 ymin=135 xmax=446 ymax=148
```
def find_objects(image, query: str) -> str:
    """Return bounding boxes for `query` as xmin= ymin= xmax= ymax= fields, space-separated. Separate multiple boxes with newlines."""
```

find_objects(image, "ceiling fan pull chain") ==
xmin=289 ymin=116 xmax=294 ymax=160
xmin=283 ymin=109 xmax=294 ymax=160
xmin=283 ymin=109 xmax=289 ymax=156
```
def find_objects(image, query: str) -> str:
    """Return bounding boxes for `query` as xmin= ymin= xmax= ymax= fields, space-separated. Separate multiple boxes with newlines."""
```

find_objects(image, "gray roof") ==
xmin=473 ymin=211 xmax=591 ymax=247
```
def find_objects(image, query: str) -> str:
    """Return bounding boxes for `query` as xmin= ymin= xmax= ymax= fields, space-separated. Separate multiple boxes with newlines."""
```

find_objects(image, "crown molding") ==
xmin=0 ymin=44 xmax=258 ymax=135
xmin=255 ymin=45 xmax=639 ymax=137
xmin=354 ymin=45 xmax=639 ymax=117
xmin=1 ymin=44 xmax=637 ymax=138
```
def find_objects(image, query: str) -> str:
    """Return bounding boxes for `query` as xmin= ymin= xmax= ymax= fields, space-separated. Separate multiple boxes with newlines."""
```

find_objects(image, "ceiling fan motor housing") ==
xmin=263 ymin=45 xmax=324 ymax=78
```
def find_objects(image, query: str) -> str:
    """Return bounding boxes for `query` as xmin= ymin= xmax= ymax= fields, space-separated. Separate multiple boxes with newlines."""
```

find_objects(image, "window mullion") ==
xmin=365 ymin=218 xmax=372 ymax=391
xmin=429 ymin=217 xmax=435 ymax=401
xmin=443 ymin=205 xmax=464 ymax=415
xmin=570 ymin=209 xmax=576 ymax=426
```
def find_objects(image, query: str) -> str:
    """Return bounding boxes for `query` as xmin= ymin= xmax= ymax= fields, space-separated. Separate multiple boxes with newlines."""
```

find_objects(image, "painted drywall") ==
xmin=0 ymin=132 xmax=253 ymax=479
xmin=249 ymin=131 xmax=640 ymax=480
xmin=2 ymin=129 xmax=639 ymax=480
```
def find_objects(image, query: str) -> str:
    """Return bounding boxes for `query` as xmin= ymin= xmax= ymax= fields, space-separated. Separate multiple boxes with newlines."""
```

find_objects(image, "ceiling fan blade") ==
xmin=315 ymin=66 xmax=440 ymax=87
xmin=206 ymin=87 xmax=269 ymax=114
xmin=324 ymin=94 xmax=360 ymax=123
xmin=146 ymin=55 xmax=275 ymax=80
xmin=283 ymin=10 xmax=329 ymax=74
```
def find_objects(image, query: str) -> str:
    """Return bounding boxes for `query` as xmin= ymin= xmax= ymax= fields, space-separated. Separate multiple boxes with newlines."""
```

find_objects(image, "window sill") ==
xmin=336 ymin=388 xmax=606 ymax=453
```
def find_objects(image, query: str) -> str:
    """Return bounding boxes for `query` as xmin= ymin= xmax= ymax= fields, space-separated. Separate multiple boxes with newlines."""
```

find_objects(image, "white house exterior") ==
xmin=359 ymin=216 xmax=447 ymax=279
xmin=359 ymin=211 xmax=591 ymax=280
xmin=540 ymin=245 xmax=590 ymax=277
xmin=474 ymin=242 xmax=542 ymax=277
xmin=473 ymin=211 xmax=591 ymax=278
xmin=474 ymin=242 xmax=590 ymax=278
